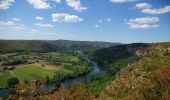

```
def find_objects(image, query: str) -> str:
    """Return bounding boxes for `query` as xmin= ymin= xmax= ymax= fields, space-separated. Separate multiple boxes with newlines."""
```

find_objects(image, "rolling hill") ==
xmin=0 ymin=40 xmax=57 ymax=53
xmin=0 ymin=40 xmax=120 ymax=53
xmin=47 ymin=40 xmax=120 ymax=51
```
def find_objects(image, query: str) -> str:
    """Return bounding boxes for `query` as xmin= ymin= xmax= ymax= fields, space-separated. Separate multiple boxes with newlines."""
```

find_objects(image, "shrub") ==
xmin=144 ymin=63 xmax=158 ymax=71
xmin=90 ymin=72 xmax=103 ymax=81
xmin=7 ymin=77 xmax=19 ymax=87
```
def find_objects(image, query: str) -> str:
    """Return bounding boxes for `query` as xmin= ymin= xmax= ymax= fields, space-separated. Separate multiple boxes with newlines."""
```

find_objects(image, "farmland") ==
xmin=0 ymin=51 xmax=92 ymax=87
xmin=0 ymin=65 xmax=57 ymax=87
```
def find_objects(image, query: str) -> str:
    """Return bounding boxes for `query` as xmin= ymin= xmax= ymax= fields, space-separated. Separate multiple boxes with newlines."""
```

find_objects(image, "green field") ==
xmin=0 ymin=65 xmax=57 ymax=87
xmin=0 ymin=71 xmax=12 ymax=87
xmin=43 ymin=52 xmax=79 ymax=63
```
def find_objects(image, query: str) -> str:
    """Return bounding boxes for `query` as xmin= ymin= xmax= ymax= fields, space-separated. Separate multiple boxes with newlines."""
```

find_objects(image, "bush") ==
xmin=145 ymin=63 xmax=158 ymax=71
xmin=7 ymin=77 xmax=19 ymax=87
xmin=90 ymin=72 xmax=103 ymax=81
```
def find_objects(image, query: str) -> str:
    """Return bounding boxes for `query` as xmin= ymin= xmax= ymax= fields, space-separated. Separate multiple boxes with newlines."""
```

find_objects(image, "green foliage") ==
xmin=24 ymin=80 xmax=30 ymax=84
xmin=144 ymin=63 xmax=158 ymax=71
xmin=107 ymin=55 xmax=140 ymax=75
xmin=0 ymin=71 xmax=12 ymax=87
xmin=42 ymin=52 xmax=79 ymax=66
xmin=86 ymin=75 xmax=115 ymax=96
xmin=7 ymin=77 xmax=19 ymax=87
xmin=2 ymin=58 xmax=27 ymax=66
xmin=45 ymin=76 xmax=50 ymax=85
xmin=90 ymin=72 xmax=103 ymax=81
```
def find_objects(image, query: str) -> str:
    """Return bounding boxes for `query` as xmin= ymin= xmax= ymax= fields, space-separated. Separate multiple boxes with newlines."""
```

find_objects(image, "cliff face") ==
xmin=92 ymin=43 xmax=150 ymax=64
xmin=98 ymin=43 xmax=170 ymax=100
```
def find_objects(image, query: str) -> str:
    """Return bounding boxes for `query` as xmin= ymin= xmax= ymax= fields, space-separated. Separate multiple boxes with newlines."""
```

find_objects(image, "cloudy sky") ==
xmin=0 ymin=0 xmax=170 ymax=43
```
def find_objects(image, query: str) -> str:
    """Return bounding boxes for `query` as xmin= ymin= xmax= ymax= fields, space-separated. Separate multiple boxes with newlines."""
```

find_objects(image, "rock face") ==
xmin=93 ymin=43 xmax=150 ymax=64
xmin=98 ymin=43 xmax=170 ymax=100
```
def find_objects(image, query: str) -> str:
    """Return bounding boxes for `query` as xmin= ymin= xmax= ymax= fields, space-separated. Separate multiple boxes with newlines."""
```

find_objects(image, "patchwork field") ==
xmin=0 ymin=65 xmax=57 ymax=87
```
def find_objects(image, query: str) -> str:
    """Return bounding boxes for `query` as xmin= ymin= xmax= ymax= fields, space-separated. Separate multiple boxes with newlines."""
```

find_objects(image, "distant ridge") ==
xmin=0 ymin=40 xmax=120 ymax=53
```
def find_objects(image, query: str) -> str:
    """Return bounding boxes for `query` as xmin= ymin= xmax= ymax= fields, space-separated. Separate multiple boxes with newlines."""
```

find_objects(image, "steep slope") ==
xmin=0 ymin=40 xmax=57 ymax=53
xmin=98 ymin=43 xmax=170 ymax=100
xmin=91 ymin=43 xmax=150 ymax=65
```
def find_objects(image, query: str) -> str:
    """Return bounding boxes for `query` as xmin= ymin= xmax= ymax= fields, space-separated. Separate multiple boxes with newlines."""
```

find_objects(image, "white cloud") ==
xmin=135 ymin=2 xmax=151 ymax=9
xmin=127 ymin=23 xmax=159 ymax=29
xmin=53 ymin=0 xmax=61 ymax=3
xmin=110 ymin=0 xmax=136 ymax=3
xmin=66 ymin=0 xmax=87 ymax=12
xmin=106 ymin=18 xmax=112 ymax=22
xmin=35 ymin=23 xmax=53 ymax=27
xmin=29 ymin=29 xmax=39 ymax=34
xmin=127 ymin=17 xmax=160 ymax=29
xmin=142 ymin=5 xmax=170 ymax=14
xmin=0 ymin=0 xmax=15 ymax=10
xmin=27 ymin=0 xmax=51 ymax=9
xmin=35 ymin=16 xmax=44 ymax=21
xmin=12 ymin=18 xmax=20 ymax=21
xmin=14 ymin=24 xmax=27 ymax=31
xmin=52 ymin=13 xmax=83 ymax=23
xmin=94 ymin=24 xmax=99 ymax=28
xmin=129 ymin=17 xmax=159 ymax=24
xmin=98 ymin=20 xmax=103 ymax=23
xmin=0 ymin=21 xmax=15 ymax=26
xmin=42 ymin=32 xmax=58 ymax=35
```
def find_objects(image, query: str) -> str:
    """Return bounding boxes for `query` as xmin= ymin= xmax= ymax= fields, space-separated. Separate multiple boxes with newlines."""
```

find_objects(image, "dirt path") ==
xmin=16 ymin=63 xmax=62 ymax=71
xmin=33 ymin=63 xmax=61 ymax=71
xmin=9 ymin=71 xmax=15 ymax=77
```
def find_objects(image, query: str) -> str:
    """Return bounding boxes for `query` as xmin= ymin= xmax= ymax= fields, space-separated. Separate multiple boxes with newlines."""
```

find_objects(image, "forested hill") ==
xmin=47 ymin=40 xmax=120 ymax=51
xmin=91 ymin=43 xmax=150 ymax=65
xmin=0 ymin=40 xmax=119 ymax=53
xmin=0 ymin=40 xmax=57 ymax=53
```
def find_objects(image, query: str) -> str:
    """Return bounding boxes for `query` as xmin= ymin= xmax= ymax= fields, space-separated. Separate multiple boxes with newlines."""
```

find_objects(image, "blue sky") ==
xmin=0 ymin=0 xmax=170 ymax=43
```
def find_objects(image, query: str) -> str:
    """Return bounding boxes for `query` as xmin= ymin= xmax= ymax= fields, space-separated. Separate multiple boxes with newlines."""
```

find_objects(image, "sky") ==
xmin=0 ymin=0 xmax=170 ymax=43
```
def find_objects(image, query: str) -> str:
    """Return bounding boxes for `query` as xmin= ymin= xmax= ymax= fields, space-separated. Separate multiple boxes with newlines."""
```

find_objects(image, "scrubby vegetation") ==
xmin=98 ymin=43 xmax=170 ymax=100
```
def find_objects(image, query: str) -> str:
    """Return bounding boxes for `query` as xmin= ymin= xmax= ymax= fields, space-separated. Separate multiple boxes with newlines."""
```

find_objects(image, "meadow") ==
xmin=0 ymin=65 xmax=57 ymax=87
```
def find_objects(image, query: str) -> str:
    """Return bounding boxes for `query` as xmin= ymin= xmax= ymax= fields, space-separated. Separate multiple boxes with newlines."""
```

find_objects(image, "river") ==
xmin=0 ymin=58 xmax=106 ymax=97
xmin=62 ymin=61 xmax=106 ymax=88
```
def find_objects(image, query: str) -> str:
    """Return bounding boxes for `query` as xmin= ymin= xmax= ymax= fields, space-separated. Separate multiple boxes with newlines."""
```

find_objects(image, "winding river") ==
xmin=62 ymin=61 xmax=106 ymax=88
xmin=0 ymin=58 xmax=106 ymax=97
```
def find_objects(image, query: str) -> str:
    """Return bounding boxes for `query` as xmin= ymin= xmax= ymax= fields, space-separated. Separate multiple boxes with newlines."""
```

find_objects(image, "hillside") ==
xmin=2 ymin=42 xmax=170 ymax=100
xmin=0 ymin=40 xmax=119 ymax=53
xmin=47 ymin=40 xmax=120 ymax=51
xmin=0 ymin=40 xmax=57 ymax=53
xmin=91 ymin=43 xmax=150 ymax=66
xmin=98 ymin=43 xmax=170 ymax=100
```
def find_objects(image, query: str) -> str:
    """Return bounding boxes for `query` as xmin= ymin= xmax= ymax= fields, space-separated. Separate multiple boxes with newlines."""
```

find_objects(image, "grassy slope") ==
xmin=85 ymin=55 xmax=140 ymax=96
xmin=98 ymin=43 xmax=170 ymax=100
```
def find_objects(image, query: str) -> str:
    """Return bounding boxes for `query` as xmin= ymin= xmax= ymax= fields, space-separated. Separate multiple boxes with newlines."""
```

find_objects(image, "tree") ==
xmin=45 ymin=76 xmax=50 ymax=85
xmin=7 ymin=77 xmax=19 ymax=87
xmin=42 ymin=64 xmax=45 ymax=67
